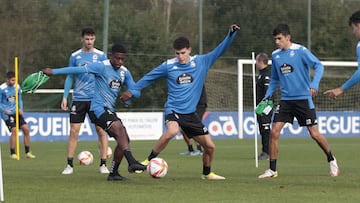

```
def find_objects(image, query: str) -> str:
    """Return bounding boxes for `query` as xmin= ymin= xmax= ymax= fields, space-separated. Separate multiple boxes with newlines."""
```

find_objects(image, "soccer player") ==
xmin=61 ymin=27 xmax=110 ymax=175
xmin=0 ymin=71 xmax=36 ymax=159
xmin=121 ymin=24 xmax=240 ymax=180
xmin=255 ymin=53 xmax=272 ymax=160
xmin=258 ymin=24 xmax=339 ymax=178
xmin=43 ymin=44 xmax=146 ymax=181
xmin=324 ymin=10 xmax=360 ymax=99
xmin=179 ymin=86 xmax=206 ymax=156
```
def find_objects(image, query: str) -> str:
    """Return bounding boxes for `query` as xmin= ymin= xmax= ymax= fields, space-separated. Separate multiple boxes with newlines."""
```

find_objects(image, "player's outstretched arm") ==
xmin=42 ymin=68 xmax=53 ymax=76
xmin=230 ymin=24 xmax=240 ymax=34
xmin=120 ymin=91 xmax=133 ymax=102
xmin=323 ymin=87 xmax=344 ymax=100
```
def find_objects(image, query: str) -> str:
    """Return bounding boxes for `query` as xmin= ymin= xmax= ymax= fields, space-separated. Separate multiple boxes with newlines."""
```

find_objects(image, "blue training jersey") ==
xmin=0 ymin=82 xmax=23 ymax=120
xmin=53 ymin=59 xmax=137 ymax=118
xmin=63 ymin=48 xmax=107 ymax=101
xmin=130 ymin=29 xmax=237 ymax=115
xmin=264 ymin=43 xmax=324 ymax=109
xmin=341 ymin=41 xmax=360 ymax=90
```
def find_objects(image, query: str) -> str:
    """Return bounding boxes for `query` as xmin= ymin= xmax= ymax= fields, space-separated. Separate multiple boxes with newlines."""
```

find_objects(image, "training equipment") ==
xmin=255 ymin=100 xmax=273 ymax=116
xmin=21 ymin=71 xmax=50 ymax=93
xmin=201 ymin=172 xmax=226 ymax=180
xmin=78 ymin=151 xmax=94 ymax=166
xmin=258 ymin=169 xmax=278 ymax=178
xmin=147 ymin=158 xmax=168 ymax=178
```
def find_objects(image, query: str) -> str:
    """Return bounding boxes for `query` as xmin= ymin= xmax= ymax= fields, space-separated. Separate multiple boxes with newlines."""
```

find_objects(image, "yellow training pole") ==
xmin=14 ymin=57 xmax=20 ymax=160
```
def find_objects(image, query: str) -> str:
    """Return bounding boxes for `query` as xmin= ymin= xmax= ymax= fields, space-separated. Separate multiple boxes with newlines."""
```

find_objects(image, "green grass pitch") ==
xmin=2 ymin=137 xmax=360 ymax=203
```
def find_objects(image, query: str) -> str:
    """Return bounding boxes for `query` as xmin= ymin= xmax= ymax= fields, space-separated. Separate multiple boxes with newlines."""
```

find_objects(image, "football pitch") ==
xmin=2 ymin=137 xmax=360 ymax=203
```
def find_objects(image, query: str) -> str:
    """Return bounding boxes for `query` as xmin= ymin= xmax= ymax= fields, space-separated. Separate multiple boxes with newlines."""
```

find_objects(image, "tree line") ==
xmin=0 ymin=0 xmax=358 ymax=111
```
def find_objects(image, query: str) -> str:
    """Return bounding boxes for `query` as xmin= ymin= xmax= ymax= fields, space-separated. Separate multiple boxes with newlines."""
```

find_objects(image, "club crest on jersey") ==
xmin=280 ymin=63 xmax=293 ymax=75
xmin=92 ymin=54 xmax=98 ymax=62
xmin=190 ymin=61 xmax=196 ymax=68
xmin=109 ymin=79 xmax=121 ymax=89
xmin=177 ymin=73 xmax=193 ymax=84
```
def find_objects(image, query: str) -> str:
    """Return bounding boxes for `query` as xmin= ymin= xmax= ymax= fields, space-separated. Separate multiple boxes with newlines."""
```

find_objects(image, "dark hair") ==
xmin=257 ymin=52 xmax=269 ymax=64
xmin=273 ymin=24 xmax=291 ymax=36
xmin=349 ymin=10 xmax=360 ymax=26
xmin=173 ymin=37 xmax=190 ymax=50
xmin=6 ymin=71 xmax=15 ymax=78
xmin=81 ymin=27 xmax=95 ymax=37
xmin=111 ymin=44 xmax=127 ymax=54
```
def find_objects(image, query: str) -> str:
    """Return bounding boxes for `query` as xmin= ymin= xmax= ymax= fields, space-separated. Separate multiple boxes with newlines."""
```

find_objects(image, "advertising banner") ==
xmin=1 ymin=111 xmax=359 ymax=142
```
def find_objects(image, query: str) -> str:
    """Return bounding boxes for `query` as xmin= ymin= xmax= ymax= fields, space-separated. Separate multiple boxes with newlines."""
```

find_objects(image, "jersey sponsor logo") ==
xmin=7 ymin=95 xmax=15 ymax=102
xmin=176 ymin=73 xmax=193 ymax=84
xmin=109 ymin=79 xmax=121 ymax=89
xmin=280 ymin=63 xmax=293 ymax=74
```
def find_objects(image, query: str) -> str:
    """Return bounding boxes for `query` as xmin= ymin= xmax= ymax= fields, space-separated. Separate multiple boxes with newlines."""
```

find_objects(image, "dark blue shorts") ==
xmin=165 ymin=111 xmax=208 ymax=138
xmin=273 ymin=99 xmax=317 ymax=126
xmin=4 ymin=114 xmax=27 ymax=131
xmin=69 ymin=101 xmax=91 ymax=123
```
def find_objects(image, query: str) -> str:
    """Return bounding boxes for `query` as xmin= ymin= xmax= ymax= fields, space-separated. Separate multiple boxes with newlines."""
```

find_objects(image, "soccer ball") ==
xmin=78 ymin=151 xmax=94 ymax=166
xmin=147 ymin=158 xmax=168 ymax=178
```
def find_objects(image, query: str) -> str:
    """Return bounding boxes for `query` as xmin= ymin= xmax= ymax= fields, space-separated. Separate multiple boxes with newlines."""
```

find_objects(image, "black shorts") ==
xmin=69 ymin=101 xmax=91 ymax=123
xmin=273 ymin=99 xmax=317 ymax=126
xmin=89 ymin=109 xmax=121 ymax=135
xmin=4 ymin=114 xmax=27 ymax=131
xmin=165 ymin=111 xmax=208 ymax=138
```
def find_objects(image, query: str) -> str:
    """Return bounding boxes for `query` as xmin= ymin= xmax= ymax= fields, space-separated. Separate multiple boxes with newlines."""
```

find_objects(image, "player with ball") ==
xmin=121 ymin=24 xmax=240 ymax=180
xmin=43 ymin=44 xmax=146 ymax=181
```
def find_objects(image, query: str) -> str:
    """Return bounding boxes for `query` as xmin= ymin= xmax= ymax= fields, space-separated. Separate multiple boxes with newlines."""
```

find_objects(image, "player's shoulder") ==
xmin=166 ymin=57 xmax=178 ymax=65
xmin=272 ymin=48 xmax=281 ymax=56
xmin=0 ymin=82 xmax=7 ymax=90
xmin=120 ymin=65 xmax=129 ymax=72
xmin=93 ymin=48 xmax=105 ymax=55
xmin=290 ymin=43 xmax=306 ymax=51
xmin=71 ymin=49 xmax=82 ymax=57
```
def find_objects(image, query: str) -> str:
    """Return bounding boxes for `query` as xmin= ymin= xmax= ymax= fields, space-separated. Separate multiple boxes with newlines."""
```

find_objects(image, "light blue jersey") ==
xmin=63 ymin=48 xmax=107 ymax=101
xmin=265 ymin=43 xmax=324 ymax=109
xmin=0 ymin=82 xmax=23 ymax=120
xmin=130 ymin=29 xmax=237 ymax=115
xmin=53 ymin=59 xmax=137 ymax=118
xmin=341 ymin=41 xmax=360 ymax=90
